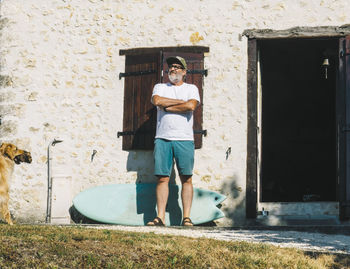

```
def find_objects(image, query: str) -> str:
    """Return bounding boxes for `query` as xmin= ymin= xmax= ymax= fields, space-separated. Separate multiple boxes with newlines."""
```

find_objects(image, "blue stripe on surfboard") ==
xmin=73 ymin=183 xmax=226 ymax=226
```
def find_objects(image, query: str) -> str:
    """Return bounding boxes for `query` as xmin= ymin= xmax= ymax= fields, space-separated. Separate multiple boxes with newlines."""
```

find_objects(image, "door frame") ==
xmin=338 ymin=36 xmax=350 ymax=220
xmin=246 ymin=38 xmax=258 ymax=218
xmin=246 ymin=34 xmax=349 ymax=220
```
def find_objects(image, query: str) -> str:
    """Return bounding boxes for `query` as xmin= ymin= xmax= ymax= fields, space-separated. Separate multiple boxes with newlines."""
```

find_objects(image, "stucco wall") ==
xmin=0 ymin=0 xmax=350 ymax=225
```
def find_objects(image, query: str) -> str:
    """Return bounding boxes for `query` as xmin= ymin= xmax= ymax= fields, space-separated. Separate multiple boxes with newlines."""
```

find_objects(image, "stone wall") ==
xmin=0 ymin=0 xmax=350 ymax=225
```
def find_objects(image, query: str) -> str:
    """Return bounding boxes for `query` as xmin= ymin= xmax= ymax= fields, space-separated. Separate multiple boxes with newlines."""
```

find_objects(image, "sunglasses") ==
xmin=168 ymin=65 xmax=184 ymax=70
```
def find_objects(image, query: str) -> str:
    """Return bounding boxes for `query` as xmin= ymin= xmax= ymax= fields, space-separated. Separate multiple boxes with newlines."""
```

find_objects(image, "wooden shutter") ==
xmin=338 ymin=36 xmax=350 ymax=220
xmin=162 ymin=52 xmax=205 ymax=149
xmin=122 ymin=53 xmax=160 ymax=150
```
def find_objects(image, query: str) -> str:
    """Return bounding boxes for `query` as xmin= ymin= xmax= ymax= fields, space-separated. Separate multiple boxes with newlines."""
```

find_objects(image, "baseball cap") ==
xmin=166 ymin=56 xmax=187 ymax=70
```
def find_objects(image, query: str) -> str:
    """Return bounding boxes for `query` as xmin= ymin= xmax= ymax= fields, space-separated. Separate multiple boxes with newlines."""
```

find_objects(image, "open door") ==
xmin=247 ymin=37 xmax=342 ymax=219
xmin=247 ymin=34 xmax=350 ymax=221
xmin=338 ymin=36 xmax=350 ymax=220
xmin=259 ymin=38 xmax=337 ymax=203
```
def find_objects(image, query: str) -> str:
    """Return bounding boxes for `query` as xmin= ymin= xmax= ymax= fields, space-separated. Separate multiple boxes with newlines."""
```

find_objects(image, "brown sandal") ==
xmin=182 ymin=217 xmax=194 ymax=226
xmin=147 ymin=217 xmax=165 ymax=226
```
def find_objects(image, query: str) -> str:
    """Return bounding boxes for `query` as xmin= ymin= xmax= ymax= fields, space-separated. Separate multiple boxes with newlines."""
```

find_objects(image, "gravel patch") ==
xmin=86 ymin=225 xmax=350 ymax=254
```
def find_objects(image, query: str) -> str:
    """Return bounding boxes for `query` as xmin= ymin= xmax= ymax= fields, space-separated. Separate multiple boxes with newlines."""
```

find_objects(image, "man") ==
xmin=147 ymin=56 xmax=200 ymax=226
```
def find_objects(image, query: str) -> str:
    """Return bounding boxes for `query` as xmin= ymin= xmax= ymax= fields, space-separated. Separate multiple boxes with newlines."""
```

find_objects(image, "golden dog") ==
xmin=0 ymin=143 xmax=32 ymax=225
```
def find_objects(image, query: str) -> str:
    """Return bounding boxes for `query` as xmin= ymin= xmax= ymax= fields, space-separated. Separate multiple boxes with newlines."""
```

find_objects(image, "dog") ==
xmin=0 ymin=143 xmax=32 ymax=225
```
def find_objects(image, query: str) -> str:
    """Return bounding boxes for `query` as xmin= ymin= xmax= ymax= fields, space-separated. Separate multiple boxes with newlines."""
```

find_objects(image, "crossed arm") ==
xmin=152 ymin=95 xmax=198 ymax=113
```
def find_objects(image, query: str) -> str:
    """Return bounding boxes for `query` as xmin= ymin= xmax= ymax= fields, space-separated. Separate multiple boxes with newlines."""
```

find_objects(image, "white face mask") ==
xmin=168 ymin=72 xmax=183 ymax=84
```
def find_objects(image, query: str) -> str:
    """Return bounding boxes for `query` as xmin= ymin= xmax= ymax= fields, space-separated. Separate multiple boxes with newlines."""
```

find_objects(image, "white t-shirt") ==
xmin=152 ymin=82 xmax=200 ymax=141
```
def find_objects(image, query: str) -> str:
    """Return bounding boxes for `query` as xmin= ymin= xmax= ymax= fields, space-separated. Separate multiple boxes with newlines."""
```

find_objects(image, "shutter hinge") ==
xmin=117 ymin=131 xmax=154 ymax=137
xmin=187 ymin=69 xmax=208 ymax=77
xmin=118 ymin=130 xmax=207 ymax=137
xmin=117 ymin=131 xmax=136 ymax=137
xmin=119 ymin=70 xmax=156 ymax=80
xmin=194 ymin=129 xmax=207 ymax=136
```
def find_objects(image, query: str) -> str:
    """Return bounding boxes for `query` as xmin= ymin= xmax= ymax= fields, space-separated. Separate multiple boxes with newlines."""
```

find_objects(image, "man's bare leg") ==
xmin=180 ymin=175 xmax=193 ymax=226
xmin=156 ymin=176 xmax=170 ymax=223
xmin=147 ymin=176 xmax=169 ymax=225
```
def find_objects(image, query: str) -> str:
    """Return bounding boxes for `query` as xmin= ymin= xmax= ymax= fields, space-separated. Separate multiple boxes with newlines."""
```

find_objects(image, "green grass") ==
xmin=0 ymin=224 xmax=349 ymax=268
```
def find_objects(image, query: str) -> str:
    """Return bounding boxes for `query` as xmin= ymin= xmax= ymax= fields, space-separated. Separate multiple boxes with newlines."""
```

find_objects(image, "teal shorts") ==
xmin=154 ymin=138 xmax=195 ymax=176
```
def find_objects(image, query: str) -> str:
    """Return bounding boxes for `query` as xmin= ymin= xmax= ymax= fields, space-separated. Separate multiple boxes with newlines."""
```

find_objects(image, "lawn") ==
xmin=0 ymin=224 xmax=349 ymax=268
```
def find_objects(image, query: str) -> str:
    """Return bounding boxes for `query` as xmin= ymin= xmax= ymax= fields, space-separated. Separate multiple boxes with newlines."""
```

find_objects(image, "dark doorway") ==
xmin=259 ymin=38 xmax=338 ymax=202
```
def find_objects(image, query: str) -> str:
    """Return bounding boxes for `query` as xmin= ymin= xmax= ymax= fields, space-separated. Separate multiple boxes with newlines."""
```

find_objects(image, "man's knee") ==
xmin=180 ymin=175 xmax=192 ymax=184
xmin=157 ymin=176 xmax=170 ymax=183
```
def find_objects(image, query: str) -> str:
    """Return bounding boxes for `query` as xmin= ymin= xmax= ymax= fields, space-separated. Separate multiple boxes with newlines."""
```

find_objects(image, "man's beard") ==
xmin=168 ymin=72 xmax=183 ymax=84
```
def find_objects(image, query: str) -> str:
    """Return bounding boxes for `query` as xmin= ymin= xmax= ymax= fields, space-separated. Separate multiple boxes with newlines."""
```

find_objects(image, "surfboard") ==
xmin=72 ymin=183 xmax=226 ymax=226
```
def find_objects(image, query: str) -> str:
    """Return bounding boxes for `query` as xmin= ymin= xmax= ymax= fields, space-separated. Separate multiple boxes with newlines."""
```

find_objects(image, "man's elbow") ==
xmin=187 ymin=101 xmax=199 ymax=111
xmin=152 ymin=96 xmax=160 ymax=106
xmin=187 ymin=105 xmax=196 ymax=111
